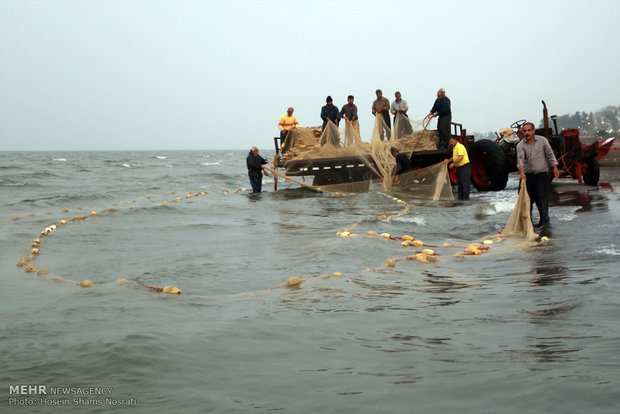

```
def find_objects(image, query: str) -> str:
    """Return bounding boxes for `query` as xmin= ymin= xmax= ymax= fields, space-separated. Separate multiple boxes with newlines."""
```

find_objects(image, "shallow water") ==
xmin=1 ymin=151 xmax=619 ymax=413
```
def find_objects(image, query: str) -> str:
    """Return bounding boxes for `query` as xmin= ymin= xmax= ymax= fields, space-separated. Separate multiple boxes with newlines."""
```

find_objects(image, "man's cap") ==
xmin=326 ymin=96 xmax=333 ymax=102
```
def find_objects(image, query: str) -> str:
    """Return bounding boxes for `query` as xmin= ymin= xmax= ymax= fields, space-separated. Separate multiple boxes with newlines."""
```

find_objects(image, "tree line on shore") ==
xmin=475 ymin=105 xmax=620 ymax=140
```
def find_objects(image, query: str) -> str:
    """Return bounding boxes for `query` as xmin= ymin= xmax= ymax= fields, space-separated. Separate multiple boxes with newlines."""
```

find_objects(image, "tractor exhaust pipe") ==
xmin=542 ymin=100 xmax=550 ymax=139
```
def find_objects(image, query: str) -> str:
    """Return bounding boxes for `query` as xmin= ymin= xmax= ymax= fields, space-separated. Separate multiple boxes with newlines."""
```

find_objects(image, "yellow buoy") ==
xmin=37 ymin=268 xmax=49 ymax=276
xmin=116 ymin=278 xmax=128 ymax=284
xmin=163 ymin=286 xmax=181 ymax=294
xmin=416 ymin=253 xmax=429 ymax=263
xmin=402 ymin=235 xmax=414 ymax=241
xmin=25 ymin=265 xmax=36 ymax=273
xmin=384 ymin=258 xmax=397 ymax=267
xmin=412 ymin=240 xmax=424 ymax=247
xmin=381 ymin=233 xmax=391 ymax=239
xmin=31 ymin=248 xmax=39 ymax=255
xmin=401 ymin=240 xmax=411 ymax=247
xmin=422 ymin=249 xmax=435 ymax=256
xmin=340 ymin=231 xmax=350 ymax=237
xmin=284 ymin=277 xmax=303 ymax=287
xmin=332 ymin=272 xmax=342 ymax=276
xmin=79 ymin=280 xmax=94 ymax=288
xmin=367 ymin=231 xmax=378 ymax=236
xmin=51 ymin=276 xmax=68 ymax=283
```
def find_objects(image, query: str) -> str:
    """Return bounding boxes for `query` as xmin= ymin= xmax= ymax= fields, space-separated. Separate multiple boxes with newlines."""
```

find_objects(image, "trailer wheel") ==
xmin=583 ymin=157 xmax=600 ymax=186
xmin=469 ymin=139 xmax=508 ymax=191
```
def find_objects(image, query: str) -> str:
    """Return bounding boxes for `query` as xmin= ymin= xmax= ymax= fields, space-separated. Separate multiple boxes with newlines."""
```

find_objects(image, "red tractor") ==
xmin=467 ymin=101 xmax=616 ymax=191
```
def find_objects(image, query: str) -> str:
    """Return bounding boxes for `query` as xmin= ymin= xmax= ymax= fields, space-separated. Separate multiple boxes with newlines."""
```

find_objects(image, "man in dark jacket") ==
xmin=246 ymin=146 xmax=269 ymax=193
xmin=428 ymin=88 xmax=451 ymax=150
xmin=320 ymin=96 xmax=341 ymax=130
xmin=391 ymin=147 xmax=413 ymax=184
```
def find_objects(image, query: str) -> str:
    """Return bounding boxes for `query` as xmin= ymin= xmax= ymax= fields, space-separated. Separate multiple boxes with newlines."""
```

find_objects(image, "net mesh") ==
xmin=276 ymin=113 xmax=450 ymax=200
xmin=501 ymin=179 xmax=538 ymax=239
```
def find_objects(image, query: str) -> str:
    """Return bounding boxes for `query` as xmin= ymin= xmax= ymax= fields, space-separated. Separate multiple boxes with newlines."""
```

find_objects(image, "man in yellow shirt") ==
xmin=444 ymin=136 xmax=471 ymax=200
xmin=278 ymin=107 xmax=299 ymax=142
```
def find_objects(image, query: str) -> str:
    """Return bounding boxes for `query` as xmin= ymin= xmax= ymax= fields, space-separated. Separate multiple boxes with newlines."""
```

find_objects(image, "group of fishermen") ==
xmin=277 ymin=88 xmax=453 ymax=150
xmin=249 ymin=91 xmax=559 ymax=227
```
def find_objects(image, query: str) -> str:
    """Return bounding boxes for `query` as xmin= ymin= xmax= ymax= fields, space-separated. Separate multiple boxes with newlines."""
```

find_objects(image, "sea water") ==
xmin=1 ymin=150 xmax=619 ymax=413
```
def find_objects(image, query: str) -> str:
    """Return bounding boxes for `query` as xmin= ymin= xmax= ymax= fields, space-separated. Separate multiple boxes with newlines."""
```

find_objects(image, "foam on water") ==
xmin=394 ymin=215 xmax=427 ymax=226
xmin=593 ymin=245 xmax=620 ymax=255
xmin=557 ymin=213 xmax=578 ymax=221
xmin=201 ymin=161 xmax=221 ymax=166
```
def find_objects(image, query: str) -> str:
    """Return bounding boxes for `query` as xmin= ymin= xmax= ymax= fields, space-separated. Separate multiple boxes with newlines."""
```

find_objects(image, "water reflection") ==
xmin=521 ymin=246 xmax=585 ymax=363
xmin=528 ymin=263 xmax=568 ymax=286
xmin=524 ymin=337 xmax=582 ymax=363
xmin=550 ymin=186 xmax=610 ymax=213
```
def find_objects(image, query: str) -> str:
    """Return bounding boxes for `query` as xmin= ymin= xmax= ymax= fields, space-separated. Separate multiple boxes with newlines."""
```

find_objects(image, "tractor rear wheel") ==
xmin=583 ymin=157 xmax=600 ymax=186
xmin=469 ymin=139 xmax=508 ymax=191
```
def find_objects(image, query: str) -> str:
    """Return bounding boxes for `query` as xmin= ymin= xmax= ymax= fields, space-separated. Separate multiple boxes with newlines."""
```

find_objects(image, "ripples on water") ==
xmin=1 ymin=151 xmax=619 ymax=413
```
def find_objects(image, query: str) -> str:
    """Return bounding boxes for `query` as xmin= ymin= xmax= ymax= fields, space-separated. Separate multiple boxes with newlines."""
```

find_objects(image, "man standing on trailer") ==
xmin=340 ymin=95 xmax=360 ymax=136
xmin=320 ymin=96 xmax=340 ymax=130
xmin=278 ymin=107 xmax=299 ymax=143
xmin=391 ymin=91 xmax=413 ymax=136
xmin=390 ymin=91 xmax=409 ymax=120
xmin=372 ymin=89 xmax=391 ymax=140
xmin=428 ymin=88 xmax=451 ymax=150
xmin=246 ymin=146 xmax=269 ymax=193
xmin=517 ymin=122 xmax=560 ymax=226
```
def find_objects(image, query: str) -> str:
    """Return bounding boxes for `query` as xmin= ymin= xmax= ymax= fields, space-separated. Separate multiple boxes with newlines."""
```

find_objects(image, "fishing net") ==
xmin=501 ymin=179 xmax=537 ymax=239
xmin=274 ymin=114 xmax=452 ymax=200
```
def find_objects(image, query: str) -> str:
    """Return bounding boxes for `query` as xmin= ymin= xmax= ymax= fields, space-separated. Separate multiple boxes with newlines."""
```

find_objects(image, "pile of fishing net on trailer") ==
xmin=277 ymin=112 xmax=453 ymax=200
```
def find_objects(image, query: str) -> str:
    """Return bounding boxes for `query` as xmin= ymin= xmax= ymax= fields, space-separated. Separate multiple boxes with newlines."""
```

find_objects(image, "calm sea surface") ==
xmin=1 ymin=150 xmax=619 ymax=413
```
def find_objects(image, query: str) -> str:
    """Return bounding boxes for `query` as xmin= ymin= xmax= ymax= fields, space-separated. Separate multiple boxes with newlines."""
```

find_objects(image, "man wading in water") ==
xmin=246 ymin=146 xmax=269 ymax=193
xmin=517 ymin=122 xmax=560 ymax=226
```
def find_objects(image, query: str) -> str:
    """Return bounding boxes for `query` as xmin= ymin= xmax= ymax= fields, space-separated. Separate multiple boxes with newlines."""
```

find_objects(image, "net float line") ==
xmin=1 ymin=190 xmax=211 ymax=224
xmin=14 ymin=190 xmax=213 ymax=295
xmin=269 ymin=271 xmax=344 ymax=290
xmin=2 ymin=188 xmax=227 ymax=224
xmin=378 ymin=193 xmax=410 ymax=219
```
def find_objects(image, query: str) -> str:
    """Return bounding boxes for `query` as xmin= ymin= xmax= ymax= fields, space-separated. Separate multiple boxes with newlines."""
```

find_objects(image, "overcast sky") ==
xmin=1 ymin=0 xmax=618 ymax=151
